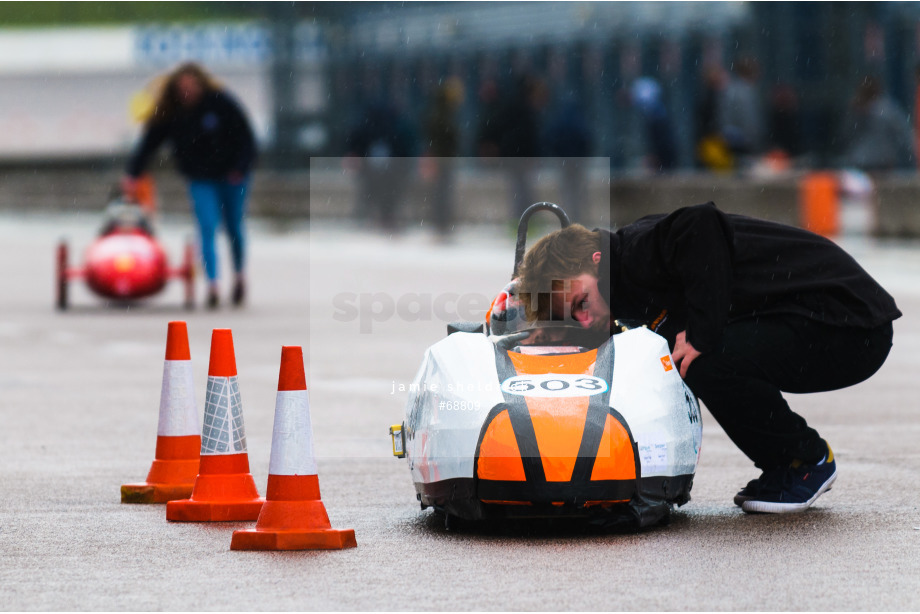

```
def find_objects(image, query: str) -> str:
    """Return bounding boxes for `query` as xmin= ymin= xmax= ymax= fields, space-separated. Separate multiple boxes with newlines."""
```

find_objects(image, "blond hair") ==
xmin=149 ymin=62 xmax=222 ymax=125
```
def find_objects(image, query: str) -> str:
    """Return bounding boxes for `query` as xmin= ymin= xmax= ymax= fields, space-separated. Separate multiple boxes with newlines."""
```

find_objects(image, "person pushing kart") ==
xmin=123 ymin=62 xmax=256 ymax=309
xmin=517 ymin=202 xmax=901 ymax=513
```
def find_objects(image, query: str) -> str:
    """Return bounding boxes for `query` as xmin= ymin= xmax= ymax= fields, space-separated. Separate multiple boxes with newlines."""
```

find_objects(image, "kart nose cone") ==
xmin=85 ymin=233 xmax=168 ymax=299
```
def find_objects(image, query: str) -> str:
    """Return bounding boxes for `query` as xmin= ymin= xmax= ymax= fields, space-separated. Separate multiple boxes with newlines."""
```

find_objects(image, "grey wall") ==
xmin=2 ymin=164 xmax=918 ymax=237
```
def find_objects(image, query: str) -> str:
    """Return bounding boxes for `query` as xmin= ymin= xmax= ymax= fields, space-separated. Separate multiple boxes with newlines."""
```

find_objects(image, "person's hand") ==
xmin=672 ymin=330 xmax=702 ymax=378
xmin=227 ymin=171 xmax=245 ymax=185
xmin=120 ymin=175 xmax=138 ymax=202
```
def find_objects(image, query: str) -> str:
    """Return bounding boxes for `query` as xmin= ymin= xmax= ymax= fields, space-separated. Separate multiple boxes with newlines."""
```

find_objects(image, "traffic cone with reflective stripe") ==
xmin=166 ymin=329 xmax=264 ymax=521
xmin=121 ymin=321 xmax=200 ymax=503
xmin=231 ymin=346 xmax=356 ymax=550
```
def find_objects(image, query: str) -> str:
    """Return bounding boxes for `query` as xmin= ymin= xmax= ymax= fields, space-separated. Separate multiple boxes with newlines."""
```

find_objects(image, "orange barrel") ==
xmin=799 ymin=172 xmax=839 ymax=237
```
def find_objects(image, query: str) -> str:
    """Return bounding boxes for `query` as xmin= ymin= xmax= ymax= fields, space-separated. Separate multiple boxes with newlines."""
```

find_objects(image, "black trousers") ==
xmin=683 ymin=315 xmax=894 ymax=470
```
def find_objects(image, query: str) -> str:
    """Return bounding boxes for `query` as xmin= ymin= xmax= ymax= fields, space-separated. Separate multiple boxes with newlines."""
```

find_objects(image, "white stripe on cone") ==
xmin=268 ymin=390 xmax=317 ymax=476
xmin=157 ymin=360 xmax=199 ymax=437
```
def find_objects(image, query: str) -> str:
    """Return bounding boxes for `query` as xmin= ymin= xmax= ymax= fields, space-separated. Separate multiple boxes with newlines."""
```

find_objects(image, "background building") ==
xmin=2 ymin=2 xmax=920 ymax=173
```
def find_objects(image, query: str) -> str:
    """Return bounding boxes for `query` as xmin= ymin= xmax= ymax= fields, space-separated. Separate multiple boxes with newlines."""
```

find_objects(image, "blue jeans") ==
xmin=187 ymin=178 xmax=249 ymax=282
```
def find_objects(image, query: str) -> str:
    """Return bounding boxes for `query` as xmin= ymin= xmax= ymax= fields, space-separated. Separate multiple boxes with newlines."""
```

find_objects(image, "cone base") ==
xmin=230 ymin=528 xmax=356 ymax=551
xmin=145 ymin=457 xmax=200 ymax=485
xmin=166 ymin=498 xmax=264 ymax=522
xmin=121 ymin=482 xmax=195 ymax=504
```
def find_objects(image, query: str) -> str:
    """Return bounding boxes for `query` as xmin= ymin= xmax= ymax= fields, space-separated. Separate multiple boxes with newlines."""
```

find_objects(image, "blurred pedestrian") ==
xmin=476 ymin=78 xmax=503 ymax=158
xmin=695 ymin=66 xmax=733 ymax=171
xmin=346 ymin=100 xmax=416 ymax=232
xmin=768 ymin=83 xmax=803 ymax=159
xmin=839 ymin=74 xmax=915 ymax=171
xmin=499 ymin=74 xmax=546 ymax=218
xmin=718 ymin=57 xmax=764 ymax=164
xmin=630 ymin=77 xmax=677 ymax=173
xmin=123 ymin=62 xmax=256 ymax=309
xmin=546 ymin=95 xmax=592 ymax=222
xmin=915 ymin=62 xmax=920 ymax=171
xmin=424 ymin=77 xmax=464 ymax=237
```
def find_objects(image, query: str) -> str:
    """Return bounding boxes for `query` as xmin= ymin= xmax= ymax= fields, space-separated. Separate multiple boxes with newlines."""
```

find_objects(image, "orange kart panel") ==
xmin=475 ymin=408 xmax=526 ymax=482
xmin=508 ymin=349 xmax=597 ymax=483
xmin=507 ymin=348 xmax=599 ymax=376
xmin=474 ymin=402 xmax=638 ymax=506
xmin=590 ymin=414 xmax=637 ymax=481
xmin=473 ymin=340 xmax=641 ymax=508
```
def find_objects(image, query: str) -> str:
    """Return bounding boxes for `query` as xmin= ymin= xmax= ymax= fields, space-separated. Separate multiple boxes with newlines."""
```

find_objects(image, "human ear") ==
xmin=592 ymin=251 xmax=601 ymax=266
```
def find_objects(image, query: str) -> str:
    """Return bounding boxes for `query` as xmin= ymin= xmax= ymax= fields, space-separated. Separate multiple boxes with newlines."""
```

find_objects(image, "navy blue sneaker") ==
xmin=742 ymin=443 xmax=837 ymax=514
xmin=733 ymin=477 xmax=762 ymax=507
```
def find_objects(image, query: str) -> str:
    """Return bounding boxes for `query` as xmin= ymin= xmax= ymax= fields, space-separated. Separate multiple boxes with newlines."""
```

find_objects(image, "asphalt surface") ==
xmin=1 ymin=212 xmax=919 ymax=611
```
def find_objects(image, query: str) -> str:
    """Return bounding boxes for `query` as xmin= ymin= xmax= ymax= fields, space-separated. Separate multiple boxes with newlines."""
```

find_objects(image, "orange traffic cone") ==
xmin=121 ymin=321 xmax=200 ymax=503
xmin=166 ymin=329 xmax=264 ymax=521
xmin=231 ymin=346 xmax=356 ymax=550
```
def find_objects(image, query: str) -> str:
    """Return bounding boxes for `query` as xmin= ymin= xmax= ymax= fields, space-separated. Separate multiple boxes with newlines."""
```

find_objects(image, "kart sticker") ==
xmin=501 ymin=374 xmax=608 ymax=398
xmin=638 ymin=432 xmax=669 ymax=474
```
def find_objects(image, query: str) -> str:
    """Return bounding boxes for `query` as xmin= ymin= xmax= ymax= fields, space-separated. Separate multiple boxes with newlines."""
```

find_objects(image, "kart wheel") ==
xmin=56 ymin=240 xmax=68 ymax=311
xmin=443 ymin=513 xmax=462 ymax=532
xmin=182 ymin=239 xmax=195 ymax=310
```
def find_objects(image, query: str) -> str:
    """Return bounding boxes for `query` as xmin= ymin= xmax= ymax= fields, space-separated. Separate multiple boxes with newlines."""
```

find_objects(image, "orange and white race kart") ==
xmin=391 ymin=203 xmax=702 ymax=530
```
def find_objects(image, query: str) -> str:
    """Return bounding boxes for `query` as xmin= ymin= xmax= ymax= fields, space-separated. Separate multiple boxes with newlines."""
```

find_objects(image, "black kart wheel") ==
xmin=56 ymin=241 xmax=68 ymax=311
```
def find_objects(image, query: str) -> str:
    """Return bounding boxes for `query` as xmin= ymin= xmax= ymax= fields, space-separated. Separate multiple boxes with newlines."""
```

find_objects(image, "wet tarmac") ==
xmin=1 ymin=213 xmax=918 ymax=610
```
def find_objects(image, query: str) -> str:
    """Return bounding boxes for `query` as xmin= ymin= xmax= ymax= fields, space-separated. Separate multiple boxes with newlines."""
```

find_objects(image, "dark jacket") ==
xmin=597 ymin=203 xmax=901 ymax=353
xmin=127 ymin=90 xmax=256 ymax=180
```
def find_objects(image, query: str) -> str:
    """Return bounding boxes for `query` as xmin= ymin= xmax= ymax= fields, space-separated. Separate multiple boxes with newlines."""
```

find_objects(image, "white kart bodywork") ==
xmin=402 ymin=327 xmax=702 ymax=522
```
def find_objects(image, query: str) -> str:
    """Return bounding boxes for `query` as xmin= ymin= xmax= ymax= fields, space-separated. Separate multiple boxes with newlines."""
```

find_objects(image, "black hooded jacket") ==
xmin=596 ymin=203 xmax=901 ymax=353
xmin=127 ymin=90 xmax=256 ymax=181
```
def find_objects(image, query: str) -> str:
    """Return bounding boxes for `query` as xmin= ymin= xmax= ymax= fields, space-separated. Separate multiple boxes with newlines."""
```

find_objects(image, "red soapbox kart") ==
xmin=55 ymin=200 xmax=195 ymax=310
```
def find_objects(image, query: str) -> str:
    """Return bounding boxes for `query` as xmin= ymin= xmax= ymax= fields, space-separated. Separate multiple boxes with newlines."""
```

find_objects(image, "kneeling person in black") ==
xmin=517 ymin=202 xmax=900 ymax=513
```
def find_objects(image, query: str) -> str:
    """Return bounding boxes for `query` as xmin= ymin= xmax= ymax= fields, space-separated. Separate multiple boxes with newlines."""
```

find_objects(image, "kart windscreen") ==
xmin=510 ymin=323 xmax=611 ymax=354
